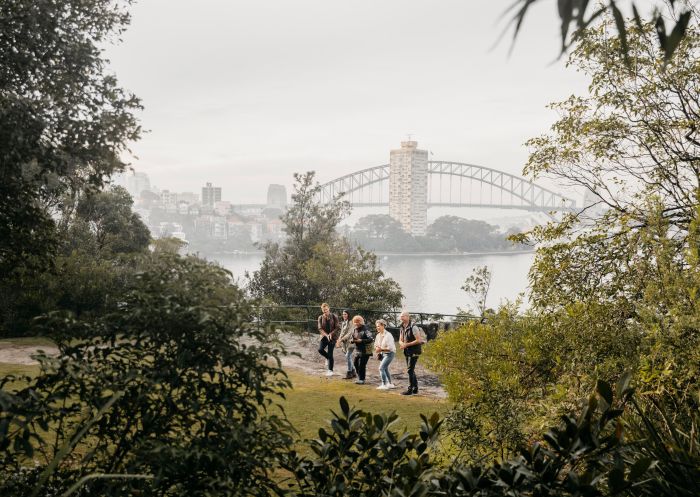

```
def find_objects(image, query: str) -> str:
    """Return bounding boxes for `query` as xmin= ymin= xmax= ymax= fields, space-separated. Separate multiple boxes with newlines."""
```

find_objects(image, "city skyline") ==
xmin=106 ymin=1 xmax=591 ymax=203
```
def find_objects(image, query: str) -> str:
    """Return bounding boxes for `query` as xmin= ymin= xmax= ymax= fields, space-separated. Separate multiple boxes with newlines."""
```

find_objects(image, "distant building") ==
xmin=266 ymin=184 xmax=287 ymax=210
xmin=213 ymin=201 xmax=232 ymax=216
xmin=202 ymin=182 xmax=222 ymax=207
xmin=116 ymin=171 xmax=152 ymax=199
xmin=389 ymin=140 xmax=428 ymax=236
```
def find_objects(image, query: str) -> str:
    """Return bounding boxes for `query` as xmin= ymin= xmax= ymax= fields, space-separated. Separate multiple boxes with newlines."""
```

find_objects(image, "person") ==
xmin=336 ymin=310 xmax=356 ymax=379
xmin=398 ymin=311 xmax=426 ymax=395
xmin=374 ymin=319 xmax=396 ymax=390
xmin=317 ymin=303 xmax=340 ymax=376
xmin=351 ymin=315 xmax=373 ymax=385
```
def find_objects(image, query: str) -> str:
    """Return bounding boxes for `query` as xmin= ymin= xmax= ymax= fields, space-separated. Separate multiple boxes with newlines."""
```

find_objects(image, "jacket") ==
xmin=318 ymin=313 xmax=340 ymax=340
xmin=338 ymin=319 xmax=355 ymax=353
xmin=400 ymin=321 xmax=425 ymax=356
xmin=352 ymin=325 xmax=374 ymax=356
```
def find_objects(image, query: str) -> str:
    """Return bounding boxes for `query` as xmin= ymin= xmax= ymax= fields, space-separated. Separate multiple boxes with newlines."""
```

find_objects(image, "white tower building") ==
xmin=389 ymin=140 xmax=428 ymax=236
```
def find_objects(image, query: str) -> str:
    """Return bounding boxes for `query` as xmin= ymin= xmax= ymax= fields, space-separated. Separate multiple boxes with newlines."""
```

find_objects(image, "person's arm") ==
xmin=318 ymin=316 xmax=328 ymax=338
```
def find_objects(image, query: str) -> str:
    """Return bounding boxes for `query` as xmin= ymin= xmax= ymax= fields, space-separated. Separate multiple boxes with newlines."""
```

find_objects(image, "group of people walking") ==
xmin=317 ymin=303 xmax=425 ymax=395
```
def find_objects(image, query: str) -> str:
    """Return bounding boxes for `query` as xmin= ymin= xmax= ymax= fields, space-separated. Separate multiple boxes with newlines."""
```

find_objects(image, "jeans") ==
xmin=318 ymin=336 xmax=335 ymax=370
xmin=405 ymin=354 xmax=419 ymax=391
xmin=353 ymin=354 xmax=370 ymax=381
xmin=378 ymin=351 xmax=395 ymax=385
xmin=345 ymin=349 xmax=354 ymax=373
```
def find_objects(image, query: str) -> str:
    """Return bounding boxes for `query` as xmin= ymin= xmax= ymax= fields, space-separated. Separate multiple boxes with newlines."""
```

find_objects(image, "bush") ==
xmin=0 ymin=253 xmax=293 ymax=496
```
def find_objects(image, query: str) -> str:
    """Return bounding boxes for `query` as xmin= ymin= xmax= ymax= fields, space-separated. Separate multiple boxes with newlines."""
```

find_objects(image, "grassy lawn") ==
xmin=280 ymin=369 xmax=449 ymax=443
xmin=0 ymin=361 xmax=450 ymax=454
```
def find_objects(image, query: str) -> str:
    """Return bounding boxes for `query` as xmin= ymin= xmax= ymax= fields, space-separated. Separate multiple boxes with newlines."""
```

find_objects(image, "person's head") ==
xmin=352 ymin=315 xmax=364 ymax=327
xmin=321 ymin=303 xmax=330 ymax=315
xmin=375 ymin=319 xmax=387 ymax=332
xmin=342 ymin=309 xmax=350 ymax=321
xmin=400 ymin=310 xmax=410 ymax=325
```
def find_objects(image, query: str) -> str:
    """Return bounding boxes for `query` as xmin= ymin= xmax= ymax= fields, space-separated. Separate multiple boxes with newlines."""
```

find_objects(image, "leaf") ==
xmin=596 ymin=379 xmax=613 ymax=406
xmin=339 ymin=396 xmax=349 ymax=416
xmin=664 ymin=11 xmax=692 ymax=63
xmin=628 ymin=457 xmax=653 ymax=481
xmin=610 ymin=2 xmax=631 ymax=68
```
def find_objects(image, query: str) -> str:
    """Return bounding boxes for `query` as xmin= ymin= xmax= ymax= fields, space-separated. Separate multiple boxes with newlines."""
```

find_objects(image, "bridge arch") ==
xmin=317 ymin=161 xmax=576 ymax=212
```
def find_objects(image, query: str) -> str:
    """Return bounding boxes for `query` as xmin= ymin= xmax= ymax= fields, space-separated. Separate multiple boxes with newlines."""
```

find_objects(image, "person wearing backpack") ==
xmin=398 ymin=311 xmax=426 ymax=395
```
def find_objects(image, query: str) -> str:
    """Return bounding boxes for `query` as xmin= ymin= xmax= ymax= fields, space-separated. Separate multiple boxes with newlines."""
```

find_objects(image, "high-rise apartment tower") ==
xmin=389 ymin=140 xmax=428 ymax=236
xmin=201 ymin=182 xmax=222 ymax=206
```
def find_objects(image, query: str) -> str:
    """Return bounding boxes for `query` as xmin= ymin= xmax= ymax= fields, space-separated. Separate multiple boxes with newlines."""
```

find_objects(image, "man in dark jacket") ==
xmin=399 ymin=311 xmax=426 ymax=395
xmin=351 ymin=315 xmax=373 ymax=385
xmin=317 ymin=303 xmax=340 ymax=376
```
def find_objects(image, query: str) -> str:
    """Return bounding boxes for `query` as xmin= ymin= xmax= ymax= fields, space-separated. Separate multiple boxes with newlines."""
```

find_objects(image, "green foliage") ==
xmin=0 ymin=253 xmax=294 ymax=496
xmin=70 ymin=186 xmax=150 ymax=256
xmin=0 ymin=0 xmax=141 ymax=278
xmin=507 ymin=0 xmax=694 ymax=64
xmin=287 ymin=379 xmax=680 ymax=496
xmin=248 ymin=172 xmax=403 ymax=310
xmin=460 ymin=265 xmax=492 ymax=318
xmin=349 ymin=214 xmax=523 ymax=253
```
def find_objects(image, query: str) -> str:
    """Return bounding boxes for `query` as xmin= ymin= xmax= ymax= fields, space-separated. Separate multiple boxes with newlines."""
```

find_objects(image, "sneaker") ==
xmin=343 ymin=372 xmax=353 ymax=379
xmin=354 ymin=380 xmax=365 ymax=384
xmin=350 ymin=370 xmax=357 ymax=378
xmin=386 ymin=383 xmax=397 ymax=389
xmin=324 ymin=370 xmax=334 ymax=376
xmin=401 ymin=389 xmax=414 ymax=396
xmin=376 ymin=384 xmax=388 ymax=390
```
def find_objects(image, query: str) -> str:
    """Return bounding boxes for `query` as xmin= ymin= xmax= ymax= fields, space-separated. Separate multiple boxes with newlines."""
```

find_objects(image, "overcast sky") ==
xmin=106 ymin=0 xmax=591 ymax=203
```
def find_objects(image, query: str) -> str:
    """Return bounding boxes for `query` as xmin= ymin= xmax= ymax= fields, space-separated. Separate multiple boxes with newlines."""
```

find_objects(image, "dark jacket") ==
xmin=352 ymin=324 xmax=374 ymax=356
xmin=400 ymin=321 xmax=424 ymax=356
xmin=318 ymin=313 xmax=341 ymax=340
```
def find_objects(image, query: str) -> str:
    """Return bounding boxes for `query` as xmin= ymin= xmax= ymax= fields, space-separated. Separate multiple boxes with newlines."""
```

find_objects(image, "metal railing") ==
xmin=253 ymin=304 xmax=478 ymax=340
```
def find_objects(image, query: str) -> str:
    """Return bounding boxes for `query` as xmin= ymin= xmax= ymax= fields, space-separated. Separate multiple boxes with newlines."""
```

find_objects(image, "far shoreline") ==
xmin=191 ymin=249 xmax=535 ymax=257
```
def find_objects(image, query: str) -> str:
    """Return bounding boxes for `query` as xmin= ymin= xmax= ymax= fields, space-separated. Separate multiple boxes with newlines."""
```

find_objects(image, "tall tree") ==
xmin=248 ymin=172 xmax=402 ymax=310
xmin=0 ymin=0 xmax=142 ymax=278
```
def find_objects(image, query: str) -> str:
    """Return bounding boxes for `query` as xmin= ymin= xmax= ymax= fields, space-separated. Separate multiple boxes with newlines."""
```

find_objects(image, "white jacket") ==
xmin=374 ymin=330 xmax=396 ymax=353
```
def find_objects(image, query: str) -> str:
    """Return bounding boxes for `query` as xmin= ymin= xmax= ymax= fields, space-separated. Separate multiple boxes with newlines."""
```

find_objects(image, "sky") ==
xmin=106 ymin=0 xmax=592 ymax=203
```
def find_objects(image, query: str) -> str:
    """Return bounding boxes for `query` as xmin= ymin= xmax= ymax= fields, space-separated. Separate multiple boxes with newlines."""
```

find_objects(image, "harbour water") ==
xmin=215 ymin=252 xmax=535 ymax=315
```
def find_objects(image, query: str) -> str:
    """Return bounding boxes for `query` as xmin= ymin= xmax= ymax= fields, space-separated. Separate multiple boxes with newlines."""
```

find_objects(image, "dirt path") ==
xmin=0 ymin=334 xmax=447 ymax=399
xmin=0 ymin=343 xmax=58 ymax=366
xmin=275 ymin=332 xmax=447 ymax=398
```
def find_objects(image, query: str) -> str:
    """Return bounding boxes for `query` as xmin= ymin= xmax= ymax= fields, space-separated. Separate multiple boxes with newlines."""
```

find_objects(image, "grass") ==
xmin=280 ymin=369 xmax=449 ymax=443
xmin=0 ymin=358 xmax=451 ymax=455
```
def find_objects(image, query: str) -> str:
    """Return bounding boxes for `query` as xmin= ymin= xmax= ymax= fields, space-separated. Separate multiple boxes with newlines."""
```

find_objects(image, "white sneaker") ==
xmin=324 ymin=370 xmax=334 ymax=376
xmin=376 ymin=384 xmax=388 ymax=390
xmin=386 ymin=383 xmax=397 ymax=389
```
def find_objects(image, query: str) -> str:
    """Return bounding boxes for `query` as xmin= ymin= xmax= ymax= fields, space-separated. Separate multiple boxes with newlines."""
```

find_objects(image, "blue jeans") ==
xmin=345 ymin=349 xmax=354 ymax=372
xmin=378 ymin=351 xmax=395 ymax=385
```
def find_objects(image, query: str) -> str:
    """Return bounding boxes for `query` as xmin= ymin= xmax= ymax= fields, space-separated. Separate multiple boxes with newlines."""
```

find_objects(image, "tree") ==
xmin=71 ymin=186 xmax=150 ymax=255
xmin=248 ymin=172 xmax=403 ymax=310
xmin=425 ymin=16 xmax=700 ymax=461
xmin=0 ymin=254 xmax=294 ymax=496
xmin=0 ymin=0 xmax=142 ymax=278
xmin=460 ymin=265 xmax=493 ymax=319
xmin=507 ymin=0 xmax=695 ymax=64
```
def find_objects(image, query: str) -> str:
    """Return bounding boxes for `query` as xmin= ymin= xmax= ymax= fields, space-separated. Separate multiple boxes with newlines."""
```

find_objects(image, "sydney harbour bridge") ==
xmin=315 ymin=160 xmax=576 ymax=212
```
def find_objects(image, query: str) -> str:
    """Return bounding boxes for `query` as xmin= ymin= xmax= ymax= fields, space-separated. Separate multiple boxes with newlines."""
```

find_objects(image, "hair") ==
xmin=342 ymin=309 xmax=351 ymax=318
xmin=320 ymin=303 xmax=329 ymax=310
xmin=375 ymin=319 xmax=387 ymax=328
xmin=400 ymin=310 xmax=411 ymax=318
xmin=352 ymin=315 xmax=364 ymax=325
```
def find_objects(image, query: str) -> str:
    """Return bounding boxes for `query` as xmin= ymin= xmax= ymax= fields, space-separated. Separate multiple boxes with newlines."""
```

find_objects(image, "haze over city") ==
xmin=106 ymin=0 xmax=591 ymax=202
